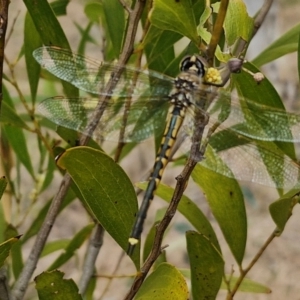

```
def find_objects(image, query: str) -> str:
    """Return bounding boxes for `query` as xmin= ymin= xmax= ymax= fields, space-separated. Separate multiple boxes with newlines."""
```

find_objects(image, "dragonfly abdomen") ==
xmin=127 ymin=105 xmax=187 ymax=254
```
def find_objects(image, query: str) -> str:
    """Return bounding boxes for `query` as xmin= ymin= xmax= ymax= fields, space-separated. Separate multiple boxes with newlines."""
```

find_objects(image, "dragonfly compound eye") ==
xmin=180 ymin=55 xmax=205 ymax=77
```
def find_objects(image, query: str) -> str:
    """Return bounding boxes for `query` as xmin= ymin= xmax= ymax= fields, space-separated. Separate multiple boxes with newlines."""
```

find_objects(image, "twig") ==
xmin=99 ymin=252 xmax=126 ymax=299
xmin=234 ymin=0 xmax=273 ymax=57
xmin=227 ymin=196 xmax=298 ymax=299
xmin=0 ymin=267 xmax=10 ymax=300
xmin=118 ymin=0 xmax=132 ymax=14
xmin=79 ymin=224 xmax=105 ymax=295
xmin=12 ymin=174 xmax=73 ymax=300
xmin=0 ymin=0 xmax=10 ymax=109
xmin=11 ymin=1 xmax=146 ymax=299
xmin=0 ymin=2 xmax=11 ymax=298
xmin=206 ymin=0 xmax=229 ymax=64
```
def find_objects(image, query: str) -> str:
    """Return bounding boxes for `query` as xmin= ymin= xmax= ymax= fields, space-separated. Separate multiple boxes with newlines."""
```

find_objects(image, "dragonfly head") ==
xmin=180 ymin=55 xmax=205 ymax=77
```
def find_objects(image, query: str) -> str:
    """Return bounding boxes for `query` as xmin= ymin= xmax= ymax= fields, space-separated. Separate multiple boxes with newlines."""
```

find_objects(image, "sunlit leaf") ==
xmin=149 ymin=0 xmax=199 ymax=44
xmin=221 ymin=275 xmax=272 ymax=294
xmin=224 ymin=0 xmax=253 ymax=46
xmin=135 ymin=263 xmax=188 ymax=300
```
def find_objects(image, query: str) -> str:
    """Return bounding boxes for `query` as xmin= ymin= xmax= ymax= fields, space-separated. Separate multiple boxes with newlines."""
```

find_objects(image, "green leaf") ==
xmin=1 ymin=101 xmax=30 ymax=130
xmin=35 ymin=270 xmax=82 ymax=300
xmin=269 ymin=189 xmax=299 ymax=233
xmin=0 ymin=176 xmax=7 ymax=200
xmin=192 ymin=148 xmax=247 ymax=265
xmin=102 ymin=0 xmax=126 ymax=58
xmin=56 ymin=146 xmax=139 ymax=267
xmin=137 ymin=182 xmax=221 ymax=251
xmin=142 ymin=208 xmax=167 ymax=263
xmin=2 ymin=125 xmax=35 ymax=178
xmin=180 ymin=269 xmax=271 ymax=293
xmin=224 ymin=0 xmax=253 ymax=46
xmin=24 ymin=12 xmax=42 ymax=103
xmin=135 ymin=263 xmax=188 ymax=300
xmin=41 ymin=239 xmax=70 ymax=257
xmin=186 ymin=231 xmax=224 ymax=300
xmin=221 ymin=276 xmax=271 ymax=294
xmin=233 ymin=62 xmax=296 ymax=158
xmin=47 ymin=224 xmax=94 ymax=270
xmin=149 ymin=0 xmax=199 ymax=44
xmin=40 ymin=151 xmax=57 ymax=192
xmin=5 ymin=225 xmax=23 ymax=280
xmin=24 ymin=0 xmax=69 ymax=47
xmin=0 ymin=236 xmax=21 ymax=268
xmin=84 ymin=2 xmax=103 ymax=23
xmin=252 ymin=23 xmax=300 ymax=67
xmin=24 ymin=0 xmax=78 ymax=98
xmin=232 ymin=62 xmax=296 ymax=190
xmin=51 ymin=0 xmax=70 ymax=16
xmin=143 ymin=26 xmax=181 ymax=66
xmin=22 ymin=190 xmax=76 ymax=243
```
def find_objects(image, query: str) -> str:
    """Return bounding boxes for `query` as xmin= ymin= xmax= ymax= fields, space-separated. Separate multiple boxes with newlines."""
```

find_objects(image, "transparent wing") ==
xmin=201 ymin=138 xmax=300 ymax=189
xmin=33 ymin=47 xmax=174 ymax=97
xmin=38 ymin=95 xmax=169 ymax=143
xmin=38 ymin=87 xmax=300 ymax=144
xmin=176 ymin=127 xmax=300 ymax=189
xmin=207 ymin=89 xmax=300 ymax=142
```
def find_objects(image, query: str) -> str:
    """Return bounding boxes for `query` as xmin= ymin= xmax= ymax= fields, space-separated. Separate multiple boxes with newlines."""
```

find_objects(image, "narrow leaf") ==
xmin=24 ymin=12 xmax=42 ymax=103
xmin=221 ymin=276 xmax=271 ymax=294
xmin=137 ymin=182 xmax=221 ymax=251
xmin=0 ymin=236 xmax=21 ymax=268
xmin=1 ymin=101 xmax=30 ymax=130
xmin=252 ymin=23 xmax=300 ymax=67
xmin=24 ymin=0 xmax=78 ymax=98
xmin=193 ymin=149 xmax=247 ymax=265
xmin=47 ymin=224 xmax=94 ymax=270
xmin=0 ymin=176 xmax=7 ymax=199
xmin=2 ymin=125 xmax=35 ymax=178
xmin=186 ymin=231 xmax=224 ymax=300
xmin=102 ymin=0 xmax=126 ymax=58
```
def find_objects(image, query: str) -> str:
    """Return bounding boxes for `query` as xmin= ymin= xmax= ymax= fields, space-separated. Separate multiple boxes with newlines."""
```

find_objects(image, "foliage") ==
xmin=0 ymin=0 xmax=300 ymax=299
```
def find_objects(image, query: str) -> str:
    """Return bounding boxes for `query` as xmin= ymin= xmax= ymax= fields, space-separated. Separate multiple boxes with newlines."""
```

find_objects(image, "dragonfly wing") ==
xmin=33 ymin=47 xmax=174 ymax=97
xmin=38 ymin=96 xmax=170 ymax=143
xmin=174 ymin=106 xmax=300 ymax=189
xmin=207 ymin=89 xmax=300 ymax=143
xmin=203 ymin=130 xmax=300 ymax=189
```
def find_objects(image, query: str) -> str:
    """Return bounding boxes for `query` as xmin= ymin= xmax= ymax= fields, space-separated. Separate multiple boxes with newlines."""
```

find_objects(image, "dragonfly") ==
xmin=33 ymin=47 xmax=300 ymax=255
